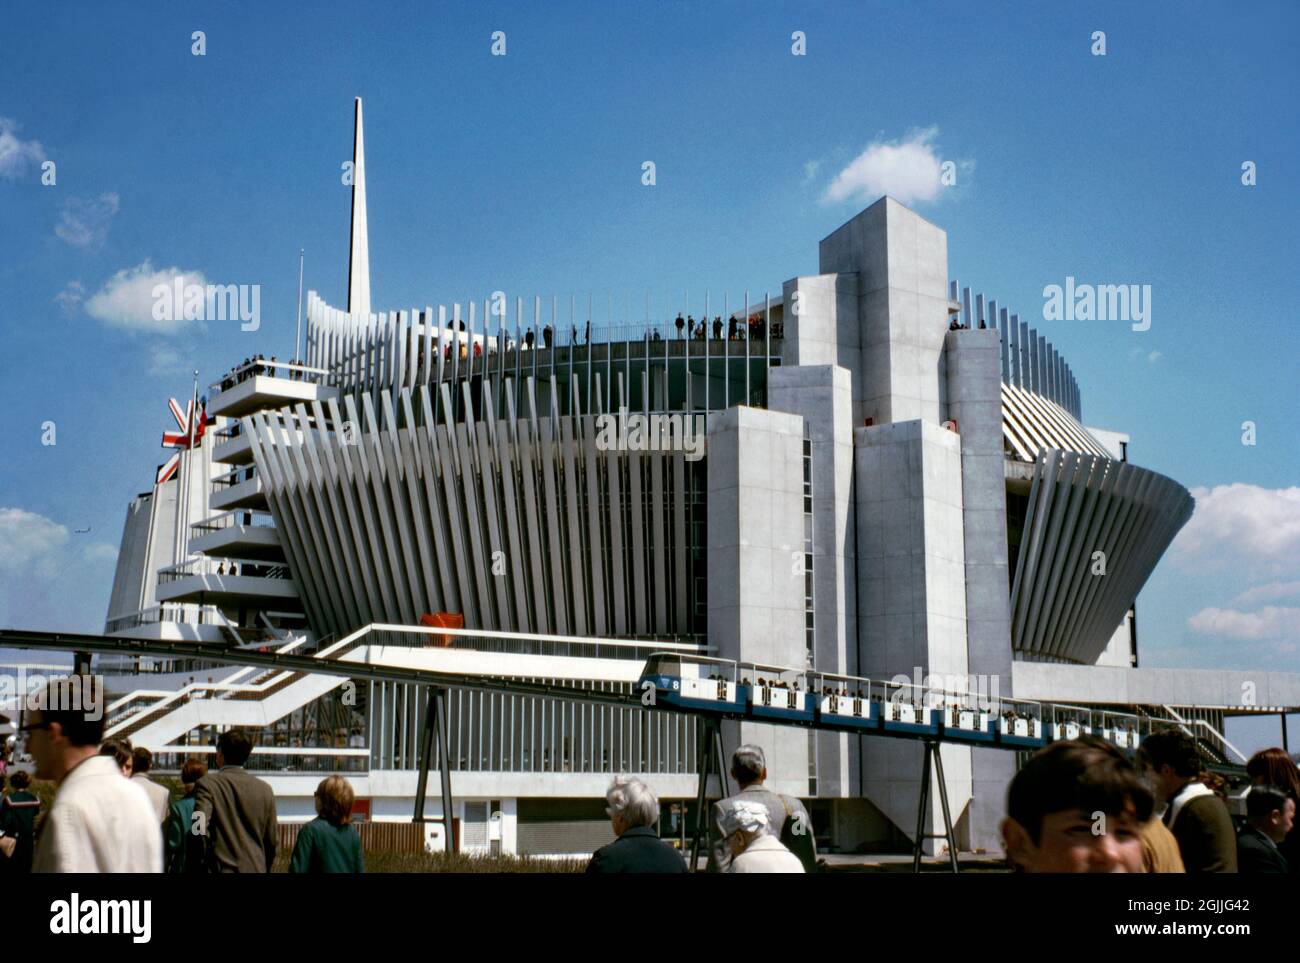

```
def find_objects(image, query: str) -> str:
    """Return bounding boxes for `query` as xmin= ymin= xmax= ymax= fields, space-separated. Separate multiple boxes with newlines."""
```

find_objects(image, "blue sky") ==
xmin=2 ymin=2 xmax=1297 ymax=749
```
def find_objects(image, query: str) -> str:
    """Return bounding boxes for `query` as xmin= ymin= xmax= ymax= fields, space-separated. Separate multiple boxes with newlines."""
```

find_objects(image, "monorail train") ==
xmin=640 ymin=654 xmax=742 ymax=714
xmin=637 ymin=655 xmax=1142 ymax=752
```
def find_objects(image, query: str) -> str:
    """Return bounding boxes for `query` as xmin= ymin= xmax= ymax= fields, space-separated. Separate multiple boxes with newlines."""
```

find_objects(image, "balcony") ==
xmin=211 ymin=422 xmax=254 ymax=465
xmin=155 ymin=556 xmax=301 ymax=607
xmin=212 ymin=419 xmax=308 ymax=466
xmin=208 ymin=359 xmax=337 ymax=420
xmin=210 ymin=465 xmax=266 ymax=511
xmin=189 ymin=509 xmax=283 ymax=560
xmin=105 ymin=604 xmax=231 ymax=644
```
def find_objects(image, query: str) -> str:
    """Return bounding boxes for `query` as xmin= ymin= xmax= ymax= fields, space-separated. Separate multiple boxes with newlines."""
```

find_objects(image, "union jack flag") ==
xmin=156 ymin=397 xmax=208 ymax=484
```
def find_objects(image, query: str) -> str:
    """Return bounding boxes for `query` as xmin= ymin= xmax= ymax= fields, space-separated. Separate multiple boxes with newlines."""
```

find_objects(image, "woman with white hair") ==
xmin=722 ymin=800 xmax=805 ymax=873
xmin=586 ymin=777 xmax=687 ymax=874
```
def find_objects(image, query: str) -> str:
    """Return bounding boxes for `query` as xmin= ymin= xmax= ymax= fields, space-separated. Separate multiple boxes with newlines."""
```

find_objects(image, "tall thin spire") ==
xmin=347 ymin=96 xmax=371 ymax=318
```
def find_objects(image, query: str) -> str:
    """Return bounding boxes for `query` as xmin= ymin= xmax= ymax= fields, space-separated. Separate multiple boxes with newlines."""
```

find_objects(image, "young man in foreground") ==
xmin=1001 ymin=737 xmax=1153 ymax=873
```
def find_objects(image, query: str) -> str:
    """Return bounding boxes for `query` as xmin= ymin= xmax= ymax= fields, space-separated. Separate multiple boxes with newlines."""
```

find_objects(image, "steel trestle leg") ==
xmin=413 ymin=685 xmax=435 ymax=823
xmin=412 ymin=686 xmax=456 ymax=855
xmin=689 ymin=716 xmax=731 ymax=872
xmin=911 ymin=742 xmax=932 ymax=872
xmin=932 ymin=742 xmax=959 ymax=873
xmin=690 ymin=719 xmax=712 ymax=871
xmin=912 ymin=740 xmax=960 ymax=874
xmin=435 ymin=687 xmax=455 ymax=854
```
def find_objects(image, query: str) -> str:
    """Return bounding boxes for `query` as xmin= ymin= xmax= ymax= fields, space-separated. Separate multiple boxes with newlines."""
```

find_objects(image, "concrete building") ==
xmin=100 ymin=100 xmax=1298 ymax=855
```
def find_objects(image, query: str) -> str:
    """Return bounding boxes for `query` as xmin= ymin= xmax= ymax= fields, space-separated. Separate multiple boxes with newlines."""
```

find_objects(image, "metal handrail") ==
xmin=1160 ymin=705 xmax=1249 ymax=764
xmin=210 ymin=358 xmax=330 ymax=395
xmin=211 ymin=465 xmax=257 ymax=488
xmin=190 ymin=509 xmax=276 ymax=534
xmin=157 ymin=557 xmax=289 ymax=583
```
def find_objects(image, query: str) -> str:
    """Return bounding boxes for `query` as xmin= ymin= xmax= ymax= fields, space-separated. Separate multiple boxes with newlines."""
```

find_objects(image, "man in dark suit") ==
xmin=193 ymin=729 xmax=278 ymax=873
xmin=586 ymin=777 xmax=685 ymax=874
xmin=1238 ymin=784 xmax=1294 ymax=873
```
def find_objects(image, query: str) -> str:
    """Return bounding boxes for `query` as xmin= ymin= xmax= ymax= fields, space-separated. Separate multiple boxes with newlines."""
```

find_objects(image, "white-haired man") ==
xmin=721 ymin=800 xmax=804 ymax=873
xmin=586 ymin=776 xmax=686 ymax=874
xmin=707 ymin=744 xmax=817 ymax=872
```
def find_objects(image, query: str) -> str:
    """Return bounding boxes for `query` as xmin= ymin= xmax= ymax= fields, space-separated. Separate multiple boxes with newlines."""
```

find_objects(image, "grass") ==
xmin=271 ymin=850 xmax=587 ymax=873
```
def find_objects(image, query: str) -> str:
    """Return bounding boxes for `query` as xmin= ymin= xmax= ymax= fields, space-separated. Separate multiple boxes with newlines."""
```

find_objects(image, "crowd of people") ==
xmin=587 ymin=744 xmax=815 ymax=874
xmin=1003 ymin=730 xmax=1298 ymax=873
xmin=665 ymin=312 xmax=784 ymax=343
xmin=5 ymin=681 xmax=1297 ymax=875
xmin=1 ymin=681 xmax=363 ymax=874
xmin=217 ymin=354 xmax=282 ymax=391
xmin=589 ymin=731 xmax=1300 ymax=874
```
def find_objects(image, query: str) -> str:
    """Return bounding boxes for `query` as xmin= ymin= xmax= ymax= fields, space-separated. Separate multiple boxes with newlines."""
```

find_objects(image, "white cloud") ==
xmin=802 ymin=159 xmax=821 ymax=183
xmin=55 ymin=280 xmax=84 ymax=314
xmin=84 ymin=261 xmax=208 ymax=334
xmin=1171 ymin=484 xmax=1300 ymax=575
xmin=81 ymin=543 xmax=119 ymax=565
xmin=0 ymin=510 xmax=119 ymax=633
xmin=0 ymin=117 xmax=46 ymax=180
xmin=1188 ymin=605 xmax=1300 ymax=642
xmin=55 ymin=192 xmax=120 ymax=249
xmin=0 ymin=508 xmax=68 ymax=574
xmin=1232 ymin=580 xmax=1300 ymax=607
xmin=823 ymin=127 xmax=952 ymax=206
xmin=1147 ymin=350 xmax=1162 ymax=364
xmin=148 ymin=342 xmax=189 ymax=376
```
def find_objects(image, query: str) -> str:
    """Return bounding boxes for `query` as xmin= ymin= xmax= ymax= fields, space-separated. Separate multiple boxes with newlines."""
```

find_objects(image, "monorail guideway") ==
xmin=1 ymin=628 xmax=1151 ymax=872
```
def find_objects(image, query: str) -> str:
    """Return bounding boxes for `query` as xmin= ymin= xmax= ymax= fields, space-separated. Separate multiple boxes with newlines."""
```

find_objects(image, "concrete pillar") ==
xmin=769 ymin=364 xmax=856 ymax=797
xmin=854 ymin=419 xmax=972 ymax=850
xmin=818 ymin=197 xmax=950 ymax=427
xmin=781 ymin=272 xmax=860 ymax=377
xmin=944 ymin=327 xmax=1016 ymax=852
xmin=706 ymin=405 xmax=809 ymax=797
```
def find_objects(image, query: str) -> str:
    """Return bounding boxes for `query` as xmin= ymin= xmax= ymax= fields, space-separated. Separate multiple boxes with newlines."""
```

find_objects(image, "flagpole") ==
xmin=177 ymin=370 xmax=198 ymax=575
xmin=295 ymin=248 xmax=305 ymax=366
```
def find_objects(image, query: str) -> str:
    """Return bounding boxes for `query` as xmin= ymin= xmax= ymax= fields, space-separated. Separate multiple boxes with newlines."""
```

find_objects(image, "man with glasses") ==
xmin=25 ymin=676 xmax=162 ymax=872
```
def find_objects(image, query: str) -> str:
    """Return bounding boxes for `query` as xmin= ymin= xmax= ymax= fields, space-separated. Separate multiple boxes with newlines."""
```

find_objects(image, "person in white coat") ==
xmin=721 ymin=800 xmax=805 ymax=874
xmin=24 ymin=677 xmax=163 ymax=873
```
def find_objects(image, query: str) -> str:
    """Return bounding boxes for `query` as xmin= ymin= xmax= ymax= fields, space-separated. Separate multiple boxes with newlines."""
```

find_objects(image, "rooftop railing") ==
xmin=210 ymin=358 xmax=331 ymax=396
xmin=305 ymin=289 xmax=788 ymax=406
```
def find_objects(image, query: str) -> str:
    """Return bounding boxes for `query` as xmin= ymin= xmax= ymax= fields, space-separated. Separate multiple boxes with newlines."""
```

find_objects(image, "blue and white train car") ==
xmin=939 ymin=706 xmax=995 ymax=743
xmin=1050 ymin=721 xmax=1093 ymax=741
xmin=639 ymin=654 xmax=742 ymax=715
xmin=998 ymin=715 xmax=1047 ymax=748
xmin=742 ymin=682 xmax=815 ymax=724
xmin=1102 ymin=725 xmax=1141 ymax=751
xmin=881 ymin=699 xmax=940 ymax=736
xmin=815 ymin=691 xmax=878 ymax=731
xmin=739 ymin=664 xmax=816 ymax=725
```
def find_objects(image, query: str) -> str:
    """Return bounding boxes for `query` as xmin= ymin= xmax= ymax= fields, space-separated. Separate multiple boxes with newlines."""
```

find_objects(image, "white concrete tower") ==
xmin=347 ymin=97 xmax=371 ymax=318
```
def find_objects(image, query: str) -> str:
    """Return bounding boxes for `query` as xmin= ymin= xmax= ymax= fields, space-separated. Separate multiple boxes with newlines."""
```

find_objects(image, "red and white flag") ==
xmin=156 ymin=397 xmax=208 ymax=484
